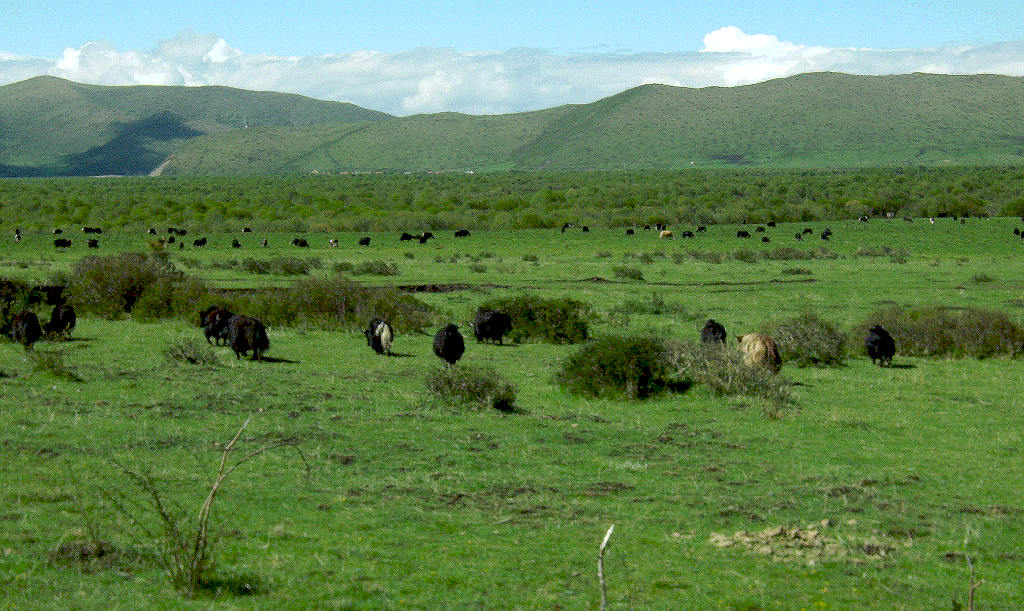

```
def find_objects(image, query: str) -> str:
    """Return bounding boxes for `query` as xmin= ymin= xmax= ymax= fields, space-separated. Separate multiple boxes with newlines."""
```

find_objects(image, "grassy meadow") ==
xmin=2 ymin=216 xmax=1023 ymax=608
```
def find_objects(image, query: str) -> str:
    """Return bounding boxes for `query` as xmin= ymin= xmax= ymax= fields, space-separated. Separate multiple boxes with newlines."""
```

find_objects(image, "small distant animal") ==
xmin=418 ymin=232 xmax=434 ymax=244
xmin=903 ymin=217 xmax=914 ymax=223
xmin=737 ymin=333 xmax=782 ymax=374
xmin=701 ymin=319 xmax=727 ymax=344
xmin=820 ymin=232 xmax=830 ymax=241
xmin=193 ymin=237 xmax=207 ymax=247
xmin=696 ymin=225 xmax=707 ymax=232
xmin=231 ymin=239 xmax=242 ymax=248
xmin=199 ymin=306 xmax=233 ymax=345
xmin=175 ymin=228 xmax=188 ymax=236
xmin=581 ymin=226 xmax=590 ymax=232
xmin=148 ymin=228 xmax=157 ymax=235
xmin=11 ymin=310 xmax=42 ymax=349
xmin=167 ymin=236 xmax=175 ymax=244
xmin=242 ymin=227 xmax=252 ymax=233
xmin=625 ymin=228 xmax=634 ymax=235
xmin=228 ymin=315 xmax=269 ymax=361
xmin=859 ymin=215 xmax=870 ymax=223
xmin=766 ymin=221 xmax=776 ymax=227
xmin=794 ymin=233 xmax=803 ymax=240
xmin=329 ymin=239 xmax=339 ymax=248
xmin=364 ymin=317 xmax=394 ymax=355
xmin=291 ymin=238 xmax=309 ymax=248
xmin=865 ymin=325 xmax=896 ymax=367
xmin=43 ymin=304 xmax=76 ymax=338
xmin=262 ymin=238 xmax=268 ymax=247
xmin=1013 ymin=228 xmax=1020 ymax=236
xmin=52 ymin=228 xmax=63 ymax=234
xmin=473 ymin=310 xmax=512 ymax=345
xmin=643 ymin=225 xmax=651 ymax=230
xmin=87 ymin=238 xmax=99 ymax=248
xmin=802 ymin=228 xmax=814 ymax=235
xmin=736 ymin=230 xmax=751 ymax=238
xmin=755 ymin=226 xmax=766 ymax=233
xmin=400 ymin=232 xmax=415 ymax=241
xmin=659 ymin=230 xmax=674 ymax=239
xmin=680 ymin=230 xmax=695 ymax=238
xmin=761 ymin=236 xmax=771 ymax=243
xmin=358 ymin=237 xmax=371 ymax=246
xmin=561 ymin=223 xmax=573 ymax=233
xmin=53 ymin=238 xmax=71 ymax=248
xmin=433 ymin=324 xmax=465 ymax=365
xmin=454 ymin=229 xmax=471 ymax=237
xmin=82 ymin=226 xmax=102 ymax=234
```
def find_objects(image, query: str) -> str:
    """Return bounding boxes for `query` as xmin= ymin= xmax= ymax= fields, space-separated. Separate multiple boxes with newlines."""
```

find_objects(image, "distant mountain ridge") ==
xmin=3 ymin=72 xmax=1024 ymax=176
xmin=0 ymin=76 xmax=392 ymax=177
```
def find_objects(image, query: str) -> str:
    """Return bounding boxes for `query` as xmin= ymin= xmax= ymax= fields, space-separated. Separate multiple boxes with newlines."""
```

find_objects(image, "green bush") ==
xmin=609 ymin=292 xmax=699 ymax=317
xmin=613 ymin=265 xmax=645 ymax=281
xmin=425 ymin=364 xmax=517 ymax=411
xmin=732 ymin=248 xmax=759 ymax=263
xmin=352 ymin=260 xmax=399 ymax=276
xmin=241 ymin=257 xmax=322 ymax=275
xmin=164 ymin=340 xmax=218 ymax=365
xmin=853 ymin=305 xmax=1024 ymax=359
xmin=555 ymin=335 xmax=678 ymax=399
xmin=666 ymin=341 xmax=792 ymax=405
xmin=67 ymin=252 xmax=189 ymax=319
xmin=478 ymin=295 xmax=591 ymax=344
xmin=767 ymin=314 xmax=846 ymax=367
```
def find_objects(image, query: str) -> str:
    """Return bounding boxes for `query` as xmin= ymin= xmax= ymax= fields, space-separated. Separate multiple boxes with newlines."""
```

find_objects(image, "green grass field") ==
xmin=2 ymin=217 xmax=1023 ymax=608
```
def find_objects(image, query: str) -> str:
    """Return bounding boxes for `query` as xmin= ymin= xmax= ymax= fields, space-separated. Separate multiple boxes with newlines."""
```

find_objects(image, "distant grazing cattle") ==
xmin=228 ymin=315 xmax=269 ymax=361
xmin=82 ymin=226 xmax=102 ymax=234
xmin=52 ymin=228 xmax=63 ymax=234
xmin=418 ymin=232 xmax=434 ymax=244
xmin=582 ymin=226 xmax=590 ymax=232
xmin=364 ymin=317 xmax=394 ymax=355
xmin=802 ymin=228 xmax=814 ymax=235
xmin=860 ymin=215 xmax=870 ymax=223
xmin=167 ymin=227 xmax=177 ymax=234
xmin=11 ymin=310 xmax=42 ymax=350
xmin=625 ymin=228 xmax=634 ymax=235
xmin=1014 ymin=228 xmax=1020 ymax=236
xmin=87 ymin=239 xmax=99 ymax=248
xmin=820 ymin=232 xmax=830 ymax=241
xmin=433 ymin=324 xmax=465 ymax=365
xmin=400 ymin=232 xmax=415 ymax=241
xmin=794 ymin=233 xmax=803 ymax=240
xmin=696 ymin=225 xmax=707 ymax=232
xmin=736 ymin=230 xmax=751 ymax=238
xmin=766 ymin=221 xmax=776 ymax=227
xmin=167 ymin=236 xmax=175 ymax=244
xmin=701 ymin=319 xmax=727 ymax=344
xmin=659 ymin=230 xmax=674 ymax=239
xmin=737 ymin=333 xmax=782 ymax=374
xmin=43 ymin=304 xmax=76 ymax=338
xmin=53 ymin=238 xmax=71 ymax=248
xmin=175 ymin=228 xmax=188 ymax=236
xmin=561 ymin=223 xmax=573 ymax=233
xmin=903 ymin=217 xmax=913 ymax=223
xmin=262 ymin=238 xmax=268 ymax=247
xmin=358 ymin=237 xmax=371 ymax=246
xmin=193 ymin=237 xmax=207 ymax=247
xmin=643 ymin=225 xmax=651 ymax=230
xmin=865 ymin=325 xmax=896 ymax=367
xmin=199 ymin=306 xmax=233 ymax=345
xmin=242 ymin=227 xmax=252 ymax=233
xmin=231 ymin=239 xmax=242 ymax=248
xmin=473 ymin=310 xmax=512 ymax=345
xmin=755 ymin=226 xmax=766 ymax=233
xmin=454 ymin=229 xmax=471 ymax=237
xmin=761 ymin=236 xmax=771 ymax=243
xmin=291 ymin=238 xmax=309 ymax=248
xmin=681 ymin=230 xmax=695 ymax=238
xmin=148 ymin=228 xmax=157 ymax=235
xmin=329 ymin=239 xmax=339 ymax=248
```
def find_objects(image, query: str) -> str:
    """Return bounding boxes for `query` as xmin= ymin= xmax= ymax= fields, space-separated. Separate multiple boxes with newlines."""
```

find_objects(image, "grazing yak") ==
xmin=794 ymin=233 xmax=803 ymax=240
xmin=87 ymin=239 xmax=99 ymax=248
xmin=736 ymin=230 xmax=751 ymax=238
xmin=473 ymin=310 xmax=512 ymax=345
xmin=865 ymin=325 xmax=896 ymax=367
xmin=43 ymin=304 xmax=76 ymax=338
xmin=193 ymin=237 xmax=207 ymax=247
xmin=802 ymin=228 xmax=814 ymax=235
xmin=364 ymin=317 xmax=394 ymax=355
xmin=53 ymin=238 xmax=72 ymax=248
xmin=11 ymin=310 xmax=42 ymax=349
xmin=737 ymin=333 xmax=782 ymax=374
xmin=680 ymin=230 xmax=695 ymax=238
xmin=358 ymin=237 xmax=371 ymax=246
xmin=82 ymin=226 xmax=102 ymax=234
xmin=199 ymin=306 xmax=233 ymax=345
xmin=231 ymin=239 xmax=242 ymax=248
xmin=228 ymin=315 xmax=269 ymax=361
xmin=755 ymin=226 xmax=766 ymax=233
xmin=625 ymin=228 xmax=634 ymax=235
xmin=454 ymin=229 xmax=471 ymax=237
xmin=291 ymin=238 xmax=309 ymax=248
xmin=418 ymin=232 xmax=434 ymax=244
xmin=659 ymin=230 xmax=674 ymax=240
xmin=701 ymin=319 xmax=727 ymax=344
xmin=400 ymin=232 xmax=415 ymax=241
xmin=761 ymin=236 xmax=771 ymax=243
xmin=433 ymin=324 xmax=465 ymax=365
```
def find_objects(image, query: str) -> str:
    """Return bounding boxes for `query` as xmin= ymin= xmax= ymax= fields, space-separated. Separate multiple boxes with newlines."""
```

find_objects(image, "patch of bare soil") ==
xmin=708 ymin=519 xmax=907 ymax=564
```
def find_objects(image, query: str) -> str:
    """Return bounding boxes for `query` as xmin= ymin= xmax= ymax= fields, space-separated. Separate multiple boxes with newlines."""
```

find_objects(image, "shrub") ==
xmin=352 ymin=260 xmax=399 ymax=276
xmin=595 ymin=251 xmax=613 ymax=259
xmin=972 ymin=273 xmax=994 ymax=283
xmin=678 ymin=250 xmax=724 ymax=264
xmin=781 ymin=267 xmax=813 ymax=275
xmin=853 ymin=305 xmax=1024 ymax=358
xmin=469 ymin=264 xmax=487 ymax=273
xmin=67 ymin=252 xmax=185 ymax=319
xmin=732 ymin=248 xmax=759 ymax=263
xmin=767 ymin=314 xmax=846 ymax=367
xmin=31 ymin=349 xmax=83 ymax=382
xmin=612 ymin=266 xmax=645 ymax=281
xmin=761 ymin=247 xmax=812 ymax=261
xmin=241 ymin=257 xmax=321 ymax=275
xmin=522 ymin=254 xmax=539 ymax=262
xmin=164 ymin=340 xmax=218 ymax=365
xmin=666 ymin=341 xmax=792 ymax=405
xmin=425 ymin=364 xmax=517 ymax=411
xmin=555 ymin=335 xmax=678 ymax=399
xmin=610 ymin=292 xmax=699 ymax=318
xmin=478 ymin=295 xmax=591 ymax=344
xmin=332 ymin=261 xmax=354 ymax=273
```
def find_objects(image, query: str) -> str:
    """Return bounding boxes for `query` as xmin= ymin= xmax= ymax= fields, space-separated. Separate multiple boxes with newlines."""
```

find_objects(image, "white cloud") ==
xmin=1 ymin=28 xmax=1023 ymax=115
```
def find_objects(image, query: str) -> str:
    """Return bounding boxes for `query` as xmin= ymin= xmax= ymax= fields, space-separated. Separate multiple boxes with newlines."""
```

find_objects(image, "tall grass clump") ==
xmin=164 ymin=340 xmax=218 ymax=366
xmin=853 ymin=305 xmax=1024 ymax=358
xmin=555 ymin=335 xmax=679 ymax=399
xmin=610 ymin=292 xmax=700 ymax=318
xmin=478 ymin=295 xmax=591 ymax=344
xmin=666 ymin=342 xmax=792 ymax=406
xmin=425 ymin=364 xmax=517 ymax=411
xmin=352 ymin=260 xmax=399 ymax=276
xmin=241 ymin=257 xmax=321 ymax=275
xmin=612 ymin=265 xmax=645 ymax=281
xmin=767 ymin=314 xmax=847 ymax=367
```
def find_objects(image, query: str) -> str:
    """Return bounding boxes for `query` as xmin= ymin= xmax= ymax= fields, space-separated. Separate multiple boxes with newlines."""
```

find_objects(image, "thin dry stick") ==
xmin=598 ymin=524 xmax=615 ymax=610
xmin=967 ymin=557 xmax=984 ymax=611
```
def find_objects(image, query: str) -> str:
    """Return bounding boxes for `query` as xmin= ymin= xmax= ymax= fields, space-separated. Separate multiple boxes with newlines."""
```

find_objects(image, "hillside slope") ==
xmin=0 ymin=76 xmax=392 ymax=176
xmin=163 ymin=72 xmax=1024 ymax=173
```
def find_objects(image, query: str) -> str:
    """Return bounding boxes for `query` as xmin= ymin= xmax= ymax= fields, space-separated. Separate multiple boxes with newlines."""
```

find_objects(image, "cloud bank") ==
xmin=2 ymin=27 xmax=1023 ymax=115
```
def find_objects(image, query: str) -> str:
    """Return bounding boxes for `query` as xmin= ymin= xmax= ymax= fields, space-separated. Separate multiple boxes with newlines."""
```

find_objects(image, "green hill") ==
xmin=164 ymin=72 xmax=1024 ymax=174
xmin=0 ymin=76 xmax=392 ymax=177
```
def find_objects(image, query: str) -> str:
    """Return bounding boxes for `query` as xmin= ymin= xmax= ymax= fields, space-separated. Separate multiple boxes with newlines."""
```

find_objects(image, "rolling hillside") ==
xmin=0 ymin=76 xmax=392 ymax=177
xmin=164 ymin=72 xmax=1024 ymax=173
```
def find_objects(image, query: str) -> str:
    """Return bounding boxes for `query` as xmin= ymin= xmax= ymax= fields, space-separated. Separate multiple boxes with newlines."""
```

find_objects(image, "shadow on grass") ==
xmin=887 ymin=363 xmax=916 ymax=369
xmin=255 ymin=356 xmax=299 ymax=364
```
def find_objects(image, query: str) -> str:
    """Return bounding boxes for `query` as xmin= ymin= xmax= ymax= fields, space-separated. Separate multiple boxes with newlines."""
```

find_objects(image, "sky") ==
xmin=2 ymin=1 xmax=1024 ymax=115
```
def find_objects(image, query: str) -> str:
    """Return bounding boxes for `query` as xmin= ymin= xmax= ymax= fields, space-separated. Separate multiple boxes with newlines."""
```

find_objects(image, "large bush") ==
xmin=767 ymin=314 xmax=846 ymax=367
xmin=425 ymin=364 xmax=517 ymax=411
xmin=65 ymin=252 xmax=204 ymax=319
xmin=555 ymin=335 xmax=678 ymax=399
xmin=853 ymin=305 xmax=1024 ymax=359
xmin=666 ymin=342 xmax=792 ymax=405
xmin=477 ymin=295 xmax=591 ymax=344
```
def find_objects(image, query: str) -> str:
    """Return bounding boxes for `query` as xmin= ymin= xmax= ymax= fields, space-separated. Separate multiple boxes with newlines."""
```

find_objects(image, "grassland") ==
xmin=2 ymin=213 xmax=1023 ymax=608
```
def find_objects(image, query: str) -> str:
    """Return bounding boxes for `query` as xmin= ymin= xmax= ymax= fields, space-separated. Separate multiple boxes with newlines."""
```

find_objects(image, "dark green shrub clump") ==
xmin=556 ymin=335 xmax=678 ymax=399
xmin=666 ymin=342 xmax=792 ymax=406
xmin=767 ymin=314 xmax=847 ymax=367
xmin=352 ymin=260 xmax=399 ymax=276
xmin=613 ymin=265 xmax=645 ymax=281
xmin=425 ymin=364 xmax=517 ymax=411
xmin=164 ymin=340 xmax=218 ymax=365
xmin=854 ymin=305 xmax=1024 ymax=358
xmin=241 ymin=257 xmax=322 ymax=275
xmin=478 ymin=295 xmax=591 ymax=344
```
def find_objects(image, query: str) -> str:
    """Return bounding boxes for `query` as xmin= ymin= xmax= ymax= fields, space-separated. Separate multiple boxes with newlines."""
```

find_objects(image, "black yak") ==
xmin=43 ymin=304 xmax=76 ymax=338
xmin=736 ymin=230 xmax=751 ymax=238
xmin=53 ymin=238 xmax=71 ymax=248
xmin=625 ymin=228 xmax=634 ymax=235
xmin=454 ymin=229 xmax=471 ymax=237
xmin=11 ymin=310 xmax=42 ymax=349
xmin=473 ymin=310 xmax=512 ymax=345
xmin=199 ymin=306 xmax=233 ymax=346
xmin=87 ymin=239 xmax=99 ymax=248
xmin=433 ymin=324 xmax=465 ymax=365
xmin=228 ymin=315 xmax=269 ymax=361
xmin=418 ymin=232 xmax=434 ymax=244
xmin=231 ymin=239 xmax=242 ymax=248
xmin=291 ymin=238 xmax=309 ymax=248
xmin=364 ymin=317 xmax=394 ymax=355
xmin=400 ymin=232 xmax=415 ymax=241
xmin=358 ymin=237 xmax=371 ymax=246
xmin=701 ymin=319 xmax=727 ymax=344
xmin=865 ymin=325 xmax=896 ymax=367
xmin=193 ymin=237 xmax=208 ymax=247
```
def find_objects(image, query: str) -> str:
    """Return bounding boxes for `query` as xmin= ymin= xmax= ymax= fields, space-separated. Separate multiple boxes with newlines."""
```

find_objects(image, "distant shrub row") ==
xmin=672 ymin=246 xmax=840 ymax=265
xmin=179 ymin=256 xmax=323 ymax=275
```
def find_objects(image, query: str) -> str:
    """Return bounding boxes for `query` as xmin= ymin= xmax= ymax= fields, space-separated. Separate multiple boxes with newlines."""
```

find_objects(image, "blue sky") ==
xmin=2 ymin=1 xmax=1023 ymax=114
